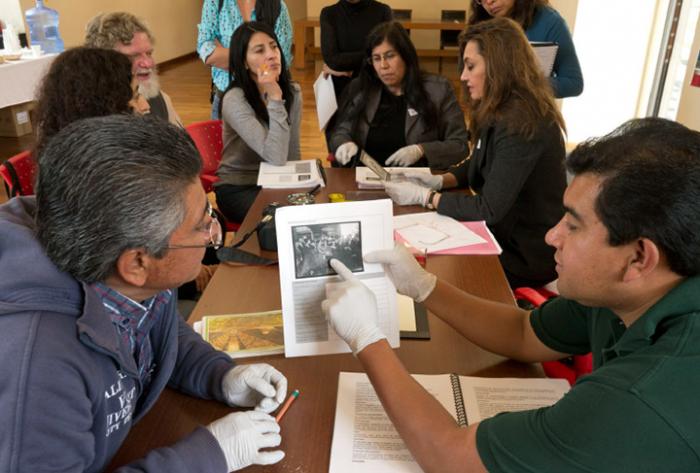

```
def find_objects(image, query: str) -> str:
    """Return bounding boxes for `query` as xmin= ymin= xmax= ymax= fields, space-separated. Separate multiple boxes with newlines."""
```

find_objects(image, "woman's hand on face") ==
xmin=257 ymin=65 xmax=283 ymax=101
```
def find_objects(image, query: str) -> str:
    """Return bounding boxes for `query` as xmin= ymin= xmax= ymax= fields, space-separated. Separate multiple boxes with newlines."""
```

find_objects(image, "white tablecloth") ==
xmin=0 ymin=53 xmax=56 ymax=108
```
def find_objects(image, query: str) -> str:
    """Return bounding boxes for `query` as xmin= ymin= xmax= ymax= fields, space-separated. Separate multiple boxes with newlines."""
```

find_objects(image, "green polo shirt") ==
xmin=476 ymin=276 xmax=700 ymax=472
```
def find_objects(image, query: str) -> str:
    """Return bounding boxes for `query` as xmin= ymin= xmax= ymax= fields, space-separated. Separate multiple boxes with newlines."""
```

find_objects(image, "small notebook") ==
xmin=329 ymin=371 xmax=569 ymax=473
xmin=530 ymin=41 xmax=559 ymax=77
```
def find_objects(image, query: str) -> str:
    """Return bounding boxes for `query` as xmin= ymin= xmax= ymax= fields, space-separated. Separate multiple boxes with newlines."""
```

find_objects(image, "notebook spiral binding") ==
xmin=450 ymin=373 xmax=468 ymax=427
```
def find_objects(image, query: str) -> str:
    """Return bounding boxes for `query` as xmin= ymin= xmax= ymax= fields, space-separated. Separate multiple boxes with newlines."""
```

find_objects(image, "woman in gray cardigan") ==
xmin=215 ymin=21 xmax=301 ymax=223
xmin=329 ymin=21 xmax=469 ymax=170
xmin=386 ymin=18 xmax=567 ymax=288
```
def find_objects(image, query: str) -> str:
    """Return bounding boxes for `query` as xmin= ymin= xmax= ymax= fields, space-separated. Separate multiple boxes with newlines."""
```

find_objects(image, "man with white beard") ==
xmin=85 ymin=12 xmax=183 ymax=127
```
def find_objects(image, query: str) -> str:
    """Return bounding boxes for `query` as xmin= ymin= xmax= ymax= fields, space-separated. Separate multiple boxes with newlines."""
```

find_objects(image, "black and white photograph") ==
xmin=292 ymin=221 xmax=363 ymax=279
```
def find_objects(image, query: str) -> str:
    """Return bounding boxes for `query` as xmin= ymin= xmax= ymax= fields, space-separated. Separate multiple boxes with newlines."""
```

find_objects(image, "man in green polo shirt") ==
xmin=322 ymin=117 xmax=700 ymax=472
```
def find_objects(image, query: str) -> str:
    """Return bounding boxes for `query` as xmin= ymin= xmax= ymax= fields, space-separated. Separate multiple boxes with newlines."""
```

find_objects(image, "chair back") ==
xmin=0 ymin=150 xmax=36 ymax=197
xmin=513 ymin=286 xmax=593 ymax=386
xmin=185 ymin=120 xmax=223 ymax=193
xmin=440 ymin=10 xmax=466 ymax=49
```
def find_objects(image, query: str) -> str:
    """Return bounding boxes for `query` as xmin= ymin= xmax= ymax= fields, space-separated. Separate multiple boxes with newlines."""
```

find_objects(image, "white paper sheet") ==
xmin=313 ymin=72 xmax=338 ymax=131
xmin=393 ymin=212 xmax=486 ymax=253
xmin=256 ymin=161 xmax=324 ymax=189
xmin=275 ymin=199 xmax=399 ymax=357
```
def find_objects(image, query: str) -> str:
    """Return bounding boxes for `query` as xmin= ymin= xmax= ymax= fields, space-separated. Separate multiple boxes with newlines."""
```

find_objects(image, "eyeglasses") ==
xmin=368 ymin=50 xmax=399 ymax=65
xmin=166 ymin=204 xmax=223 ymax=250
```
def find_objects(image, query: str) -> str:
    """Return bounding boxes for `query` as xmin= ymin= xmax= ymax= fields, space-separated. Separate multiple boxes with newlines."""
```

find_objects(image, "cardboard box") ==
xmin=0 ymin=102 xmax=34 ymax=137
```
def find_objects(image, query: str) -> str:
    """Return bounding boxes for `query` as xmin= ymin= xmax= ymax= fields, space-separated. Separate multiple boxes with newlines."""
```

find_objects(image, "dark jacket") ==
xmin=438 ymin=119 xmax=566 ymax=285
xmin=329 ymin=74 xmax=470 ymax=170
xmin=0 ymin=197 xmax=234 ymax=473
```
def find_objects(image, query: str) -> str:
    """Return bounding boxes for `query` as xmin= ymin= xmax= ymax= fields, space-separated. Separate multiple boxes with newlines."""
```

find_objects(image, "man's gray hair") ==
xmin=85 ymin=12 xmax=154 ymax=49
xmin=36 ymin=115 xmax=202 ymax=283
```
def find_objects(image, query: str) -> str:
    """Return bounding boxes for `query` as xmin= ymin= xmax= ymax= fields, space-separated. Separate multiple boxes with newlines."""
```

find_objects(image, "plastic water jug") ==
xmin=25 ymin=0 xmax=64 ymax=54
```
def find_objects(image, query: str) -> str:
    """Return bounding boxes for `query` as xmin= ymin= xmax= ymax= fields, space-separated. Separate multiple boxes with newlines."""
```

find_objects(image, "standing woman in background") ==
xmin=469 ymin=0 xmax=583 ymax=98
xmin=197 ymin=0 xmax=293 ymax=119
xmin=329 ymin=21 xmax=469 ymax=170
xmin=214 ymin=22 xmax=301 ymax=224
xmin=320 ymin=0 xmax=393 ymax=144
xmin=385 ymin=18 xmax=567 ymax=288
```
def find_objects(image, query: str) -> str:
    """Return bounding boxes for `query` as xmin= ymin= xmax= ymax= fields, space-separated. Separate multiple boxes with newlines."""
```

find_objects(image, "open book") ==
xmin=329 ymin=371 xmax=569 ymax=473
xmin=257 ymin=160 xmax=325 ymax=189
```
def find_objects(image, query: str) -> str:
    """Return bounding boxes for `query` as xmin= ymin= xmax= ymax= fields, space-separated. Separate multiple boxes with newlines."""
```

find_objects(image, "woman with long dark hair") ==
xmin=214 ymin=21 xmax=301 ymax=223
xmin=468 ymin=0 xmax=583 ymax=98
xmin=329 ymin=21 xmax=468 ymax=170
xmin=385 ymin=18 xmax=567 ymax=288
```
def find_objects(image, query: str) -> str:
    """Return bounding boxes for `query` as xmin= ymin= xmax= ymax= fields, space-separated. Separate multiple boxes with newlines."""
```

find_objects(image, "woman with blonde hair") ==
xmin=385 ymin=17 xmax=566 ymax=288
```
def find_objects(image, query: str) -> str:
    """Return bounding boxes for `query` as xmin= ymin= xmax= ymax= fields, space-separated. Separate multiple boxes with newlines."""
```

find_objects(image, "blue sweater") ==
xmin=526 ymin=6 xmax=583 ymax=98
xmin=0 ymin=197 xmax=235 ymax=473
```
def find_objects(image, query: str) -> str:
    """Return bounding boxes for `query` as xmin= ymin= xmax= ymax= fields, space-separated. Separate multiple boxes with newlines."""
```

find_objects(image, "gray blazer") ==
xmin=329 ymin=74 xmax=469 ymax=170
xmin=217 ymin=83 xmax=302 ymax=186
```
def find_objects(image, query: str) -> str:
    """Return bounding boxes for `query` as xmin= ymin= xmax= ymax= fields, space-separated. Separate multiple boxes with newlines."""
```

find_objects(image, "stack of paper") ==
xmin=257 ymin=161 xmax=325 ymax=189
xmin=393 ymin=212 xmax=502 ymax=255
xmin=355 ymin=167 xmax=433 ymax=189
xmin=530 ymin=41 xmax=559 ymax=77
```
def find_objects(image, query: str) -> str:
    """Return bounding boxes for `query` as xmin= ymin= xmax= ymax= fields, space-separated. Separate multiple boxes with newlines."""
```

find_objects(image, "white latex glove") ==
xmin=334 ymin=141 xmax=358 ymax=165
xmin=385 ymin=144 xmax=424 ymax=167
xmin=222 ymin=364 xmax=287 ymax=413
xmin=365 ymin=244 xmax=437 ymax=302
xmin=384 ymin=180 xmax=431 ymax=207
xmin=322 ymin=259 xmax=386 ymax=355
xmin=408 ymin=172 xmax=443 ymax=191
xmin=207 ymin=411 xmax=284 ymax=472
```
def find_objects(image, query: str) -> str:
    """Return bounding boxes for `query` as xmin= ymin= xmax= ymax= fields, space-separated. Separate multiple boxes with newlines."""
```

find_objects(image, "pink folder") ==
xmin=394 ymin=220 xmax=502 ymax=255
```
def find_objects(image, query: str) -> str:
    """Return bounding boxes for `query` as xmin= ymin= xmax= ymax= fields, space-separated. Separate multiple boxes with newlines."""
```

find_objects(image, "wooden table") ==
xmin=109 ymin=169 xmax=539 ymax=472
xmin=293 ymin=18 xmax=466 ymax=69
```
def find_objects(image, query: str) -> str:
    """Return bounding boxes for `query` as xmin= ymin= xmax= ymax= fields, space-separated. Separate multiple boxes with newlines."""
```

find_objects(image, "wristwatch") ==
xmin=426 ymin=190 xmax=438 ymax=210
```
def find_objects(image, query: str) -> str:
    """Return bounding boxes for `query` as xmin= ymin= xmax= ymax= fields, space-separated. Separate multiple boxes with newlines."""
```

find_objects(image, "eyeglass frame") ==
xmin=165 ymin=203 xmax=223 ymax=250
xmin=367 ymin=50 xmax=400 ymax=65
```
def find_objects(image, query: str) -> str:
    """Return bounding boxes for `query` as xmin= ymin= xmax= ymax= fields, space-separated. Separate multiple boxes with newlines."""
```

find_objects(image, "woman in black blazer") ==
xmin=386 ymin=17 xmax=567 ymax=288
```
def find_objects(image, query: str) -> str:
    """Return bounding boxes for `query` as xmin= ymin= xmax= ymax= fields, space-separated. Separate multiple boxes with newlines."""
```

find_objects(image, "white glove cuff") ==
xmin=352 ymin=326 xmax=386 ymax=356
xmin=415 ymin=273 xmax=438 ymax=303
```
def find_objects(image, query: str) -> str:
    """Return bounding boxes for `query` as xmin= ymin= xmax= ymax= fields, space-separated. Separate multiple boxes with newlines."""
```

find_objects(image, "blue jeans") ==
xmin=211 ymin=92 xmax=221 ymax=120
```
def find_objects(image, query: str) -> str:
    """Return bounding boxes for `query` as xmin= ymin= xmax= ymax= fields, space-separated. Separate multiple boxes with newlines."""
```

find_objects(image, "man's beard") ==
xmin=137 ymin=68 xmax=161 ymax=99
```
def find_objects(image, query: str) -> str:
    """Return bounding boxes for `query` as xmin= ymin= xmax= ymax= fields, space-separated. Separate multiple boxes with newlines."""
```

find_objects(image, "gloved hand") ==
xmin=334 ymin=141 xmax=358 ymax=165
xmin=365 ymin=244 xmax=437 ymax=302
xmin=384 ymin=180 xmax=431 ymax=207
xmin=207 ymin=411 xmax=284 ymax=471
xmin=408 ymin=172 xmax=443 ymax=191
xmin=385 ymin=144 xmax=423 ymax=167
xmin=322 ymin=259 xmax=386 ymax=355
xmin=222 ymin=364 xmax=287 ymax=413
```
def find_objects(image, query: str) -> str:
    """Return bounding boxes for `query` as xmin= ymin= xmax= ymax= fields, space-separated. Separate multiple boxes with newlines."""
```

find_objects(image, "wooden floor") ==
xmin=0 ymin=54 xmax=462 ymax=204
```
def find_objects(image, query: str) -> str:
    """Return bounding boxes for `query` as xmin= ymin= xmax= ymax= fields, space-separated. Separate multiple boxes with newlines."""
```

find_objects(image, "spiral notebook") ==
xmin=329 ymin=371 xmax=569 ymax=473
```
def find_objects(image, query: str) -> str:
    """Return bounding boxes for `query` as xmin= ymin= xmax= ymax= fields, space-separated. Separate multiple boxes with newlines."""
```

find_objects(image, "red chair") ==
xmin=0 ymin=150 xmax=36 ymax=197
xmin=185 ymin=119 xmax=223 ymax=194
xmin=185 ymin=120 xmax=240 ymax=232
xmin=513 ymin=286 xmax=592 ymax=386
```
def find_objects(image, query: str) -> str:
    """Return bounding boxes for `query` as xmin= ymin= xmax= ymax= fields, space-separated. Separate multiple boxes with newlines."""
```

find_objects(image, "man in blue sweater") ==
xmin=0 ymin=116 xmax=287 ymax=472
